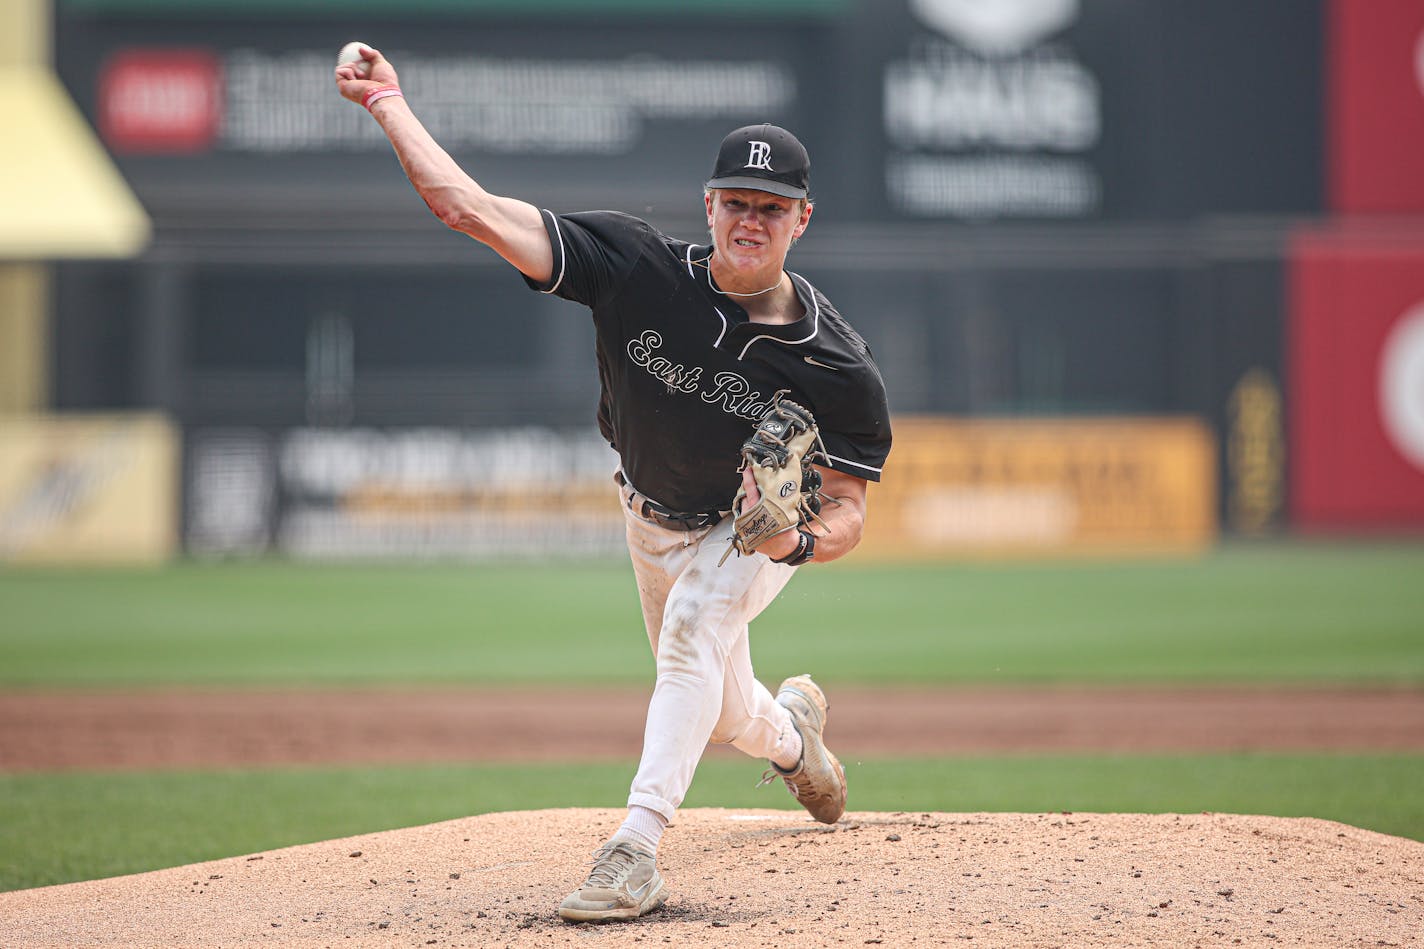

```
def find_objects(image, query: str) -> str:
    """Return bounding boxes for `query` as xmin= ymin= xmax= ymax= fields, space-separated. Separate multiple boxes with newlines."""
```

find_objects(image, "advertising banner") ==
xmin=186 ymin=419 xmax=1215 ymax=561
xmin=0 ymin=414 xmax=178 ymax=564
xmin=98 ymin=48 xmax=225 ymax=154
xmin=1204 ymin=260 xmax=1289 ymax=536
xmin=842 ymin=0 xmax=1320 ymax=221
xmin=101 ymin=50 xmax=795 ymax=160
xmin=856 ymin=417 xmax=1217 ymax=557
xmin=56 ymin=0 xmax=1321 ymax=224
xmin=57 ymin=17 xmax=821 ymax=218
xmin=878 ymin=0 xmax=1105 ymax=218
xmin=186 ymin=426 xmax=625 ymax=559
xmin=1289 ymin=229 xmax=1424 ymax=528
xmin=1327 ymin=0 xmax=1424 ymax=212
xmin=1224 ymin=367 xmax=1286 ymax=536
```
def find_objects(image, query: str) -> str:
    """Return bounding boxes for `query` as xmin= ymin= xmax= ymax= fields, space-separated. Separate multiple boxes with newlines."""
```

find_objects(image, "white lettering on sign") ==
xmin=885 ymin=51 xmax=1098 ymax=151
xmin=278 ymin=427 xmax=616 ymax=494
xmin=264 ymin=426 xmax=624 ymax=560
xmin=887 ymin=154 xmax=1098 ymax=217
xmin=884 ymin=0 xmax=1101 ymax=219
xmin=221 ymin=50 xmax=793 ymax=155
xmin=1379 ymin=302 xmax=1424 ymax=471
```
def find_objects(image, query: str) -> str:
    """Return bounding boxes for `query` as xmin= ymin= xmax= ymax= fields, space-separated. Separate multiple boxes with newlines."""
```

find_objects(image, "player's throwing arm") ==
xmin=333 ymin=43 xmax=554 ymax=283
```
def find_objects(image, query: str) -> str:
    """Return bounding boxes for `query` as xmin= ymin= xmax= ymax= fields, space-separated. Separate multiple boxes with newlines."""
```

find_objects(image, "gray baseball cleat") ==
xmin=558 ymin=841 xmax=666 ymax=922
xmin=766 ymin=674 xmax=847 ymax=824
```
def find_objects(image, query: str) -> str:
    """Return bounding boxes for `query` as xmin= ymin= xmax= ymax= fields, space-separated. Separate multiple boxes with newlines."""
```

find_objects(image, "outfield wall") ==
xmin=182 ymin=417 xmax=1216 ymax=560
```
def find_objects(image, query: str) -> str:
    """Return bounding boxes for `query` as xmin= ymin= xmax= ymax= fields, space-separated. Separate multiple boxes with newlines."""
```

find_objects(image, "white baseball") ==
xmin=337 ymin=41 xmax=371 ymax=76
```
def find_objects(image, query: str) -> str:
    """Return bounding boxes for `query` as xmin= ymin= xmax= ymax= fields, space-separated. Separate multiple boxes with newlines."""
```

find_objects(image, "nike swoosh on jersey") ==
xmin=803 ymin=355 xmax=839 ymax=370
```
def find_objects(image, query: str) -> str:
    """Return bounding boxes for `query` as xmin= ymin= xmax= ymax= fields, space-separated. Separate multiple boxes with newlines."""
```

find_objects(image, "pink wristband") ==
xmin=362 ymin=85 xmax=403 ymax=112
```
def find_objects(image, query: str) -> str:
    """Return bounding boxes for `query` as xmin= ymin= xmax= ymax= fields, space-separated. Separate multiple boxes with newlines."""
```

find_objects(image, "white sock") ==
xmin=770 ymin=721 xmax=804 ymax=772
xmin=613 ymin=805 xmax=668 ymax=856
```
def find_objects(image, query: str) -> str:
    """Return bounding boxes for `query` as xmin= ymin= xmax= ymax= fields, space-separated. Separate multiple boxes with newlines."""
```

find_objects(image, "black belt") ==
xmin=616 ymin=471 xmax=730 ymax=532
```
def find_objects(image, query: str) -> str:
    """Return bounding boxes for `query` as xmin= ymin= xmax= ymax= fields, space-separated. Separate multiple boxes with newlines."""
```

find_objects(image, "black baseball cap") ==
xmin=705 ymin=124 xmax=810 ymax=200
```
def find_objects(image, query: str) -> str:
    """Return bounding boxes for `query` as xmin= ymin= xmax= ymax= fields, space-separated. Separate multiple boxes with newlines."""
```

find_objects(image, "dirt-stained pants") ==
xmin=618 ymin=473 xmax=797 ymax=821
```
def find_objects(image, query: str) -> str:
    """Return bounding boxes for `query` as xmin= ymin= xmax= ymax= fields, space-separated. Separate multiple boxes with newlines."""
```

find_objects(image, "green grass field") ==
xmin=3 ymin=541 xmax=1422 ymax=687
xmin=4 ymin=755 xmax=1423 ymax=893
xmin=2 ymin=541 xmax=1422 ymax=891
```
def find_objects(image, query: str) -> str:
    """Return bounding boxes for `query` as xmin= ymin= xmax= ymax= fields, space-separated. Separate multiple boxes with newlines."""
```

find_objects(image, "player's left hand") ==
xmin=334 ymin=45 xmax=401 ymax=106
xmin=738 ymin=465 xmax=800 ymax=561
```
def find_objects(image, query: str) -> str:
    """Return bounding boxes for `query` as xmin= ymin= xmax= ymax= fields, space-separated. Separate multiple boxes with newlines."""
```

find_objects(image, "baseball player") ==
xmin=336 ymin=46 xmax=892 ymax=922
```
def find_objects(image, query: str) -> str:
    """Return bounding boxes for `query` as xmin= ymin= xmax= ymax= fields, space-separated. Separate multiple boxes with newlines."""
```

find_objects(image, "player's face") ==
xmin=705 ymin=188 xmax=812 ymax=275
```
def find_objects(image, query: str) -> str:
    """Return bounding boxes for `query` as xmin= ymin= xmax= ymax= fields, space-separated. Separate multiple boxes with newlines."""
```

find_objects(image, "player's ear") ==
xmin=793 ymin=200 xmax=812 ymax=239
xmin=704 ymin=190 xmax=716 ymax=226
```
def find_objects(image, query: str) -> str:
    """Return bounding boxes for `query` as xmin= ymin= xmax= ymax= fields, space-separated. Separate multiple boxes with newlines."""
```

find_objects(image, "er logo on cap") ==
xmin=746 ymin=141 xmax=774 ymax=171
xmin=707 ymin=124 xmax=809 ymax=200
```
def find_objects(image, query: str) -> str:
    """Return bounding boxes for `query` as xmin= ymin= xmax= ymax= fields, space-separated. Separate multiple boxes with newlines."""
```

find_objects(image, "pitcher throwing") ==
xmin=336 ymin=44 xmax=892 ymax=922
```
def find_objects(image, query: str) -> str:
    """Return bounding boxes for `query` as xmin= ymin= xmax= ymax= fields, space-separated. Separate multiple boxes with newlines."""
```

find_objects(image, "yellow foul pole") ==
xmin=0 ymin=0 xmax=152 ymax=411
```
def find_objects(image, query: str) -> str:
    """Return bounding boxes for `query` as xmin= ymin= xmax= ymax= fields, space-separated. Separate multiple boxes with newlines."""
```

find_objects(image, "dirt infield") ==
xmin=2 ymin=807 xmax=1421 ymax=947
xmin=2 ymin=686 xmax=1423 ymax=771
xmin=5 ymin=688 xmax=1424 ymax=945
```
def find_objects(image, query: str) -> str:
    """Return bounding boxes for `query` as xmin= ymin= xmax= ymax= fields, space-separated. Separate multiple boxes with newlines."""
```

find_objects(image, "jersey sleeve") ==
xmin=817 ymin=366 xmax=893 ymax=483
xmin=521 ymin=209 xmax=649 ymax=309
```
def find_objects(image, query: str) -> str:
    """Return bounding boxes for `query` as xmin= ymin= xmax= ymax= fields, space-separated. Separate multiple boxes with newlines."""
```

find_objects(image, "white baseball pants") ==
xmin=618 ymin=473 xmax=798 ymax=821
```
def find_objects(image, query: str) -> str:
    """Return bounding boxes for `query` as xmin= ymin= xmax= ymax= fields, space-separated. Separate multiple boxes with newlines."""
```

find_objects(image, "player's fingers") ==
xmin=739 ymin=465 xmax=759 ymax=513
xmin=335 ymin=45 xmax=388 ymax=86
xmin=357 ymin=47 xmax=398 ymax=86
xmin=333 ymin=72 xmax=373 ymax=104
xmin=361 ymin=46 xmax=399 ymax=77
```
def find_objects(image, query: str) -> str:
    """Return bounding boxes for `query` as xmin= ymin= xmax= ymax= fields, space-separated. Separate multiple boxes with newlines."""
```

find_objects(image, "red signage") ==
xmin=1327 ymin=0 xmax=1424 ymax=212
xmin=99 ymin=49 xmax=223 ymax=154
xmin=1289 ymin=227 xmax=1424 ymax=529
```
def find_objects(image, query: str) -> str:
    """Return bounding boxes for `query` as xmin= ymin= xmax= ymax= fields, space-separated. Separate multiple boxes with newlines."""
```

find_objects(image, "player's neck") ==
xmin=707 ymin=253 xmax=786 ymax=299
xmin=706 ymin=253 xmax=801 ymax=323
xmin=738 ymin=279 xmax=804 ymax=325
xmin=716 ymin=272 xmax=784 ymax=298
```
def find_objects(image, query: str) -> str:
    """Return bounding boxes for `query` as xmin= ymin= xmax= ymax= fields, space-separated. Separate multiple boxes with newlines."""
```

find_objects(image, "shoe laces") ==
xmin=757 ymin=766 xmax=802 ymax=795
xmin=585 ymin=842 xmax=643 ymax=888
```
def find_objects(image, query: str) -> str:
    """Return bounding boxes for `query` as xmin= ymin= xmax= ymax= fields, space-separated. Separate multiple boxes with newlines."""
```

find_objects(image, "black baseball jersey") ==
xmin=523 ymin=209 xmax=892 ymax=514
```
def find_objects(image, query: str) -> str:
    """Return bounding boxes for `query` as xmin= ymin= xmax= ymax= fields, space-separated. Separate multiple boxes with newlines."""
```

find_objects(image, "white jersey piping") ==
xmin=735 ymin=271 xmax=820 ymax=360
xmin=825 ymin=453 xmax=883 ymax=476
xmin=541 ymin=210 xmax=567 ymax=295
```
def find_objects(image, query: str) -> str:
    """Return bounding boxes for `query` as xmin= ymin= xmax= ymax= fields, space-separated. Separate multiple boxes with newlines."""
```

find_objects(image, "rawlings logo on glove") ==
xmin=719 ymin=395 xmax=833 ymax=566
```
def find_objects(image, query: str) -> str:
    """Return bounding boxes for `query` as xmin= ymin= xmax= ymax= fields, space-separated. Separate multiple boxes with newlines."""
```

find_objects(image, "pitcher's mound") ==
xmin=3 ymin=808 xmax=1420 ymax=947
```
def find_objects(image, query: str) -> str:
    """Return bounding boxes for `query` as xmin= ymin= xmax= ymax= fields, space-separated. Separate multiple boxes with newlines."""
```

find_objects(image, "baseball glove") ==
xmin=720 ymin=396 xmax=832 ymax=566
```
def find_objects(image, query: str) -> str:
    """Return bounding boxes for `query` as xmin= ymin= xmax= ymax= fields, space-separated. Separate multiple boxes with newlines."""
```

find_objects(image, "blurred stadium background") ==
xmin=3 ymin=0 xmax=1424 ymax=892
xmin=7 ymin=0 xmax=1424 ymax=559
xmin=4 ymin=0 xmax=1424 ymax=558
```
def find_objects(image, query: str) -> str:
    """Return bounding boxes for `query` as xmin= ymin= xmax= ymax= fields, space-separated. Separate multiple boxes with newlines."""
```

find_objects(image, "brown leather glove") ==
xmin=721 ymin=397 xmax=830 ymax=565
